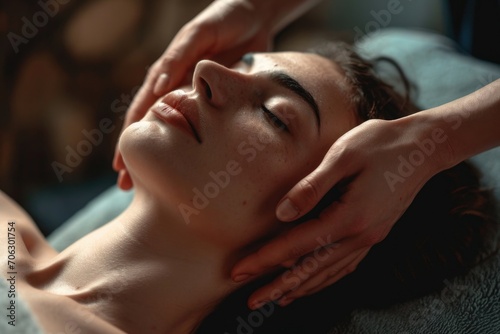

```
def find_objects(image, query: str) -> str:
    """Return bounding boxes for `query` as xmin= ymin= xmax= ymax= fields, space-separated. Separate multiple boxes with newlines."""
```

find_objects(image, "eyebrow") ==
xmin=241 ymin=53 xmax=321 ymax=131
xmin=268 ymin=71 xmax=321 ymax=132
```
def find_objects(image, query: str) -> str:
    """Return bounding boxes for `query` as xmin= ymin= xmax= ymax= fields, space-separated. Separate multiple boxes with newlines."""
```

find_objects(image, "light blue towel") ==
xmin=48 ymin=186 xmax=133 ymax=251
xmin=0 ymin=278 xmax=43 ymax=334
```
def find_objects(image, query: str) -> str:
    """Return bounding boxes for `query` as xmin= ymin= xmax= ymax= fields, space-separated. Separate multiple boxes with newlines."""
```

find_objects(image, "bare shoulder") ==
xmin=0 ymin=192 xmax=123 ymax=333
xmin=0 ymin=190 xmax=58 ymax=261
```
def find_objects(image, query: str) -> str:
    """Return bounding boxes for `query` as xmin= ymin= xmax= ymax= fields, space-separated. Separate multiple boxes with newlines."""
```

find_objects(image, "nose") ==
xmin=193 ymin=60 xmax=249 ymax=109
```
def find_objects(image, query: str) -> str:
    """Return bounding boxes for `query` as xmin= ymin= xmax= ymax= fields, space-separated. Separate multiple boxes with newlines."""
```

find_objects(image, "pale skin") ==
xmin=1 ymin=52 xmax=357 ymax=333
xmin=113 ymin=0 xmax=500 ymax=308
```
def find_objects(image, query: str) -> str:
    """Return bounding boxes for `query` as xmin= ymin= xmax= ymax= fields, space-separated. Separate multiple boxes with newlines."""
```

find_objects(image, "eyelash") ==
xmin=261 ymin=105 xmax=289 ymax=132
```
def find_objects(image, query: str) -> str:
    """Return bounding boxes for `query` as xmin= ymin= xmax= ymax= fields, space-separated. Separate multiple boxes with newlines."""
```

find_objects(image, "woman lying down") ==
xmin=1 ymin=42 xmax=498 ymax=334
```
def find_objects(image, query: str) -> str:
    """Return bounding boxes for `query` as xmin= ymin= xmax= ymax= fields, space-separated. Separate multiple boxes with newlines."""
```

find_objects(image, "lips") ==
xmin=152 ymin=90 xmax=202 ymax=143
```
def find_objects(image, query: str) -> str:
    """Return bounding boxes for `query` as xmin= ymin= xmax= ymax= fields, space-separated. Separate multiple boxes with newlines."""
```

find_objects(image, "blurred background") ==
xmin=3 ymin=0 xmax=494 ymax=236
xmin=2 ymin=0 xmax=216 ymax=235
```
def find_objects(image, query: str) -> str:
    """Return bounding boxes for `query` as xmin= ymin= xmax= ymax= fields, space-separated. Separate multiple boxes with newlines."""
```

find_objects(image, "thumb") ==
xmin=276 ymin=158 xmax=344 ymax=222
xmin=151 ymin=23 xmax=217 ymax=96
xmin=112 ymin=149 xmax=125 ymax=172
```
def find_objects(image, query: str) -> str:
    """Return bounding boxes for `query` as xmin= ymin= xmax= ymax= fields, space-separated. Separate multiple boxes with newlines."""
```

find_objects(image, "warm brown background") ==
xmin=1 ymin=0 xmax=336 ymax=235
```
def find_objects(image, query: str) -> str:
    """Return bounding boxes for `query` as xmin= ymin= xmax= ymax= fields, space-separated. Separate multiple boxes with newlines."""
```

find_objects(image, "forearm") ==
xmin=412 ymin=79 xmax=500 ymax=172
xmin=244 ymin=0 xmax=324 ymax=34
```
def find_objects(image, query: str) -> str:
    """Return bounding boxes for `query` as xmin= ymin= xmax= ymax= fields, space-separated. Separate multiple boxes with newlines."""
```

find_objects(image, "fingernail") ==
xmin=250 ymin=300 xmax=266 ymax=310
xmin=279 ymin=297 xmax=293 ymax=307
xmin=276 ymin=198 xmax=299 ymax=221
xmin=154 ymin=73 xmax=169 ymax=95
xmin=233 ymin=274 xmax=251 ymax=283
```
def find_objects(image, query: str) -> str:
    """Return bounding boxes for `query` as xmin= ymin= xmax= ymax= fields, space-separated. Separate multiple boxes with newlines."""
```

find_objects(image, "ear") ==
xmin=117 ymin=169 xmax=133 ymax=190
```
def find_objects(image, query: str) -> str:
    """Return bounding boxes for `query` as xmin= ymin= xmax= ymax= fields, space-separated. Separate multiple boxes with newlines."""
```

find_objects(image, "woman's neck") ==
xmin=32 ymin=191 xmax=241 ymax=334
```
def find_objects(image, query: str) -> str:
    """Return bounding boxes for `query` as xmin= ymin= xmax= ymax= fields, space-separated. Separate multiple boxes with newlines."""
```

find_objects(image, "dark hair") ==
xmin=196 ymin=42 xmax=498 ymax=334
xmin=311 ymin=41 xmax=419 ymax=121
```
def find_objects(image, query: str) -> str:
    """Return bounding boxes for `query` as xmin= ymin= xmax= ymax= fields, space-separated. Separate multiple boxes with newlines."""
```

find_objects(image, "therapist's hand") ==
xmin=232 ymin=116 xmax=448 ymax=309
xmin=113 ymin=0 xmax=273 ymax=188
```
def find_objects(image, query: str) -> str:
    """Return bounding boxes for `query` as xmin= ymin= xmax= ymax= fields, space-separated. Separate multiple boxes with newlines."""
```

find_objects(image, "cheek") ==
xmin=232 ymin=135 xmax=328 ymax=217
xmin=224 ymin=129 xmax=299 ymax=214
xmin=191 ymin=118 xmax=294 ymax=217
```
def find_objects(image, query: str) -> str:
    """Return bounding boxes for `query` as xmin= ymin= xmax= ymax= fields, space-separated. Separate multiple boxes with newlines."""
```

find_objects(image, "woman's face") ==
xmin=120 ymin=52 xmax=357 ymax=249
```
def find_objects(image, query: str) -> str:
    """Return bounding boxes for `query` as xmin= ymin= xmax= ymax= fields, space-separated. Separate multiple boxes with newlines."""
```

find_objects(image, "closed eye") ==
xmin=261 ymin=105 xmax=289 ymax=132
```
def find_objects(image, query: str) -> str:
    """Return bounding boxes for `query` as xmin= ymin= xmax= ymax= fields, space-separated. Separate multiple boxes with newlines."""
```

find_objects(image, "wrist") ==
xmin=395 ymin=111 xmax=456 ymax=179
xmin=416 ymin=79 xmax=500 ymax=169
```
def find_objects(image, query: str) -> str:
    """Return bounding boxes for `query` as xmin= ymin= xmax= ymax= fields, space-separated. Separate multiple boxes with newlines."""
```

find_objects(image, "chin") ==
xmin=119 ymin=120 xmax=166 ymax=170
xmin=119 ymin=120 xmax=209 ymax=204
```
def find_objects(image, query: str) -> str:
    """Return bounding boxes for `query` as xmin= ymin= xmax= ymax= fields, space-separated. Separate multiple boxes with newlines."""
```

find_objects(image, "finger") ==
xmin=246 ymin=243 xmax=358 ymax=306
xmin=245 ymin=266 xmax=305 ymax=310
xmin=112 ymin=85 xmax=158 ymax=173
xmin=231 ymin=213 xmax=342 ymax=281
xmin=126 ymin=81 xmax=160 ymax=122
xmin=153 ymin=73 xmax=169 ymax=96
xmin=275 ymin=146 xmax=352 ymax=222
xmin=274 ymin=249 xmax=369 ymax=308
xmin=285 ymin=247 xmax=370 ymax=301
xmin=305 ymin=248 xmax=370 ymax=297
xmin=233 ymin=197 xmax=364 ymax=280
xmin=280 ymin=258 xmax=299 ymax=268
xmin=112 ymin=148 xmax=125 ymax=172
xmin=117 ymin=169 xmax=133 ymax=191
xmin=151 ymin=23 xmax=217 ymax=96
xmin=112 ymin=154 xmax=124 ymax=185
